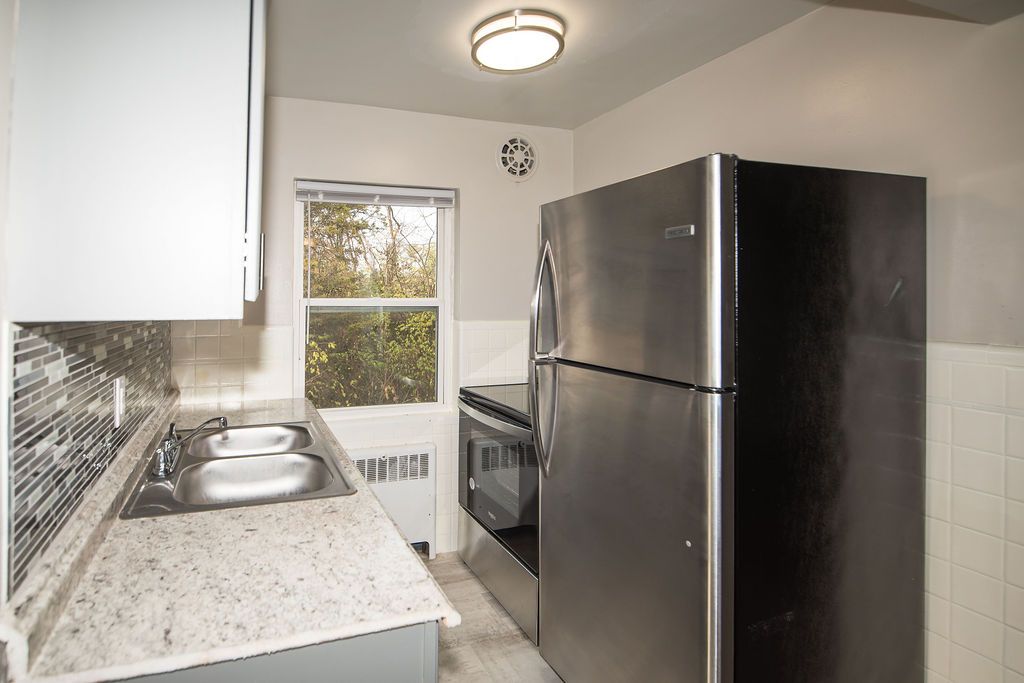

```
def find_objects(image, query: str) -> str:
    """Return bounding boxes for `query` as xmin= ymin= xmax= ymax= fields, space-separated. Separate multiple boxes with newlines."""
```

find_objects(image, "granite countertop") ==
xmin=19 ymin=399 xmax=459 ymax=683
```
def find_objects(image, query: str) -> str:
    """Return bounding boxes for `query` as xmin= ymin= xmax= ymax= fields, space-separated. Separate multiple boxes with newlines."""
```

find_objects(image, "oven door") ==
xmin=458 ymin=397 xmax=539 ymax=575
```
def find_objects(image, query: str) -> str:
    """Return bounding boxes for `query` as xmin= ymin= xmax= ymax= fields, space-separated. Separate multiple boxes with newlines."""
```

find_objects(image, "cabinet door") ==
xmin=7 ymin=0 xmax=252 ymax=321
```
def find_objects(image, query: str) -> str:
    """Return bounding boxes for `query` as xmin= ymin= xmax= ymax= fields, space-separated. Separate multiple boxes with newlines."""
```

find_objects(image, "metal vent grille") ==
xmin=355 ymin=452 xmax=431 ymax=484
xmin=497 ymin=135 xmax=537 ymax=182
xmin=479 ymin=443 xmax=538 ymax=472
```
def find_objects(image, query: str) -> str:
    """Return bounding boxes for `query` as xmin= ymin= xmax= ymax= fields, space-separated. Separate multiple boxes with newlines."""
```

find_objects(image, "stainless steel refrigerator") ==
xmin=529 ymin=154 xmax=925 ymax=683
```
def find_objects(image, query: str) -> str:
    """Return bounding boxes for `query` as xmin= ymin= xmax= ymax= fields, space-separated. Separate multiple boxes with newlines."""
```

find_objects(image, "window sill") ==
xmin=316 ymin=402 xmax=456 ymax=421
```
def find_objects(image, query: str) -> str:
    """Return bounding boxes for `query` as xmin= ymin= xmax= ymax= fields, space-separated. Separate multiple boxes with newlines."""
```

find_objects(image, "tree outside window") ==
xmin=300 ymin=196 xmax=446 ymax=409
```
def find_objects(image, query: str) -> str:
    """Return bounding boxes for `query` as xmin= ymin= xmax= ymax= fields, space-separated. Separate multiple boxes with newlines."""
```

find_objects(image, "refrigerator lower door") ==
xmin=538 ymin=362 xmax=732 ymax=683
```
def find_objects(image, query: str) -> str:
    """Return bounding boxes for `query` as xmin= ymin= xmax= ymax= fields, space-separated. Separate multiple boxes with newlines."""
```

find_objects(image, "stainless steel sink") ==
xmin=187 ymin=424 xmax=314 ymax=458
xmin=174 ymin=453 xmax=334 ymax=505
xmin=121 ymin=421 xmax=355 ymax=519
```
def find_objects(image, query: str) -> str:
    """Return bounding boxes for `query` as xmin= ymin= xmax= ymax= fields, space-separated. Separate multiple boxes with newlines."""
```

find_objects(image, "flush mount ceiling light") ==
xmin=471 ymin=9 xmax=566 ymax=74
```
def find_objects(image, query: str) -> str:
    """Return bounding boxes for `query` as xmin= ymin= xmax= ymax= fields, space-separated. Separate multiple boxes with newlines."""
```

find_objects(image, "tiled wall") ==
xmin=8 ymin=322 xmax=171 ymax=595
xmin=926 ymin=341 xmax=1024 ymax=683
xmin=169 ymin=320 xmax=293 ymax=405
xmin=457 ymin=320 xmax=529 ymax=387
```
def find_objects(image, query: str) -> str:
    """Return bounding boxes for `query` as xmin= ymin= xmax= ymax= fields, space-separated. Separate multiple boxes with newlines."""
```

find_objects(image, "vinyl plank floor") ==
xmin=427 ymin=553 xmax=561 ymax=683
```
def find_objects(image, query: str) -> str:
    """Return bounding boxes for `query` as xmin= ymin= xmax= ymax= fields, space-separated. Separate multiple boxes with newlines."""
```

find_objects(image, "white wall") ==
xmin=573 ymin=0 xmax=1024 ymax=348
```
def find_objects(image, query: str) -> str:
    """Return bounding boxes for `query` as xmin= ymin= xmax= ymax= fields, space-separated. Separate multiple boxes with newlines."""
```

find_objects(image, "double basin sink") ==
xmin=121 ymin=422 xmax=356 ymax=519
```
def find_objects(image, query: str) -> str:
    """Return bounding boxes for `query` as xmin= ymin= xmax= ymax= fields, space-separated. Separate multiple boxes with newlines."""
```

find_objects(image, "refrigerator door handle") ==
xmin=529 ymin=239 xmax=558 ymax=362
xmin=528 ymin=357 xmax=557 ymax=477
xmin=530 ymin=239 xmax=559 ymax=477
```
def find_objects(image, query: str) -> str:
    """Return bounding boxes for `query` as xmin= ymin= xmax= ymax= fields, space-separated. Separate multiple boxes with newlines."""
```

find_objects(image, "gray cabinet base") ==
xmin=127 ymin=622 xmax=438 ymax=683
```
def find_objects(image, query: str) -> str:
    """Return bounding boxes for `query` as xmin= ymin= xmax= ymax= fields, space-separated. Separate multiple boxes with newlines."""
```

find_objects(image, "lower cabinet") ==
xmin=127 ymin=623 xmax=439 ymax=683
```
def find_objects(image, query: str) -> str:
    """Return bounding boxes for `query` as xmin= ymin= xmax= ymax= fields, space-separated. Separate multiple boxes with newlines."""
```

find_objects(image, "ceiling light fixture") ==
xmin=471 ymin=9 xmax=566 ymax=74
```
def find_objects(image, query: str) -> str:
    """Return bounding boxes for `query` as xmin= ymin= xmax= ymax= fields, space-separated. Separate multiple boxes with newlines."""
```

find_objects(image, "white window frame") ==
xmin=292 ymin=181 xmax=455 ymax=418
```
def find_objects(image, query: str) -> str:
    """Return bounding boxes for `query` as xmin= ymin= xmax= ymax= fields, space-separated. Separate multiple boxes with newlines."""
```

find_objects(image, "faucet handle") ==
xmin=152 ymin=444 xmax=171 ymax=478
xmin=167 ymin=422 xmax=178 ymax=440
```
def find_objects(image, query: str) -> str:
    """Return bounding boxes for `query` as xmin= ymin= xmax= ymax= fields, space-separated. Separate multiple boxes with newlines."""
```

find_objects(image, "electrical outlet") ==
xmin=113 ymin=376 xmax=126 ymax=429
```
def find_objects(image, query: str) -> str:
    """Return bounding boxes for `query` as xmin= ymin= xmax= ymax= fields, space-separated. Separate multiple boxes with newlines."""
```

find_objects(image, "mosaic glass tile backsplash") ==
xmin=8 ymin=322 xmax=171 ymax=595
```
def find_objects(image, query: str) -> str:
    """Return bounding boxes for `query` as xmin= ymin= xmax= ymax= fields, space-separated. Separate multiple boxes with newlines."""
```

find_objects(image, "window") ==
xmin=295 ymin=181 xmax=454 ymax=411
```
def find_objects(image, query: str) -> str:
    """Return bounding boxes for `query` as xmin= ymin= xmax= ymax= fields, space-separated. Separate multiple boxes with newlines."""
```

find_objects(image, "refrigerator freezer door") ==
xmin=539 ymin=362 xmax=732 ymax=683
xmin=537 ymin=154 xmax=735 ymax=389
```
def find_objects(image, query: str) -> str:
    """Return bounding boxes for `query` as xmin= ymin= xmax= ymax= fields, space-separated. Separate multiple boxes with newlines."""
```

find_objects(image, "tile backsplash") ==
xmin=169 ymin=320 xmax=293 ymax=406
xmin=925 ymin=341 xmax=1024 ymax=683
xmin=8 ymin=322 xmax=171 ymax=595
xmin=457 ymin=320 xmax=529 ymax=387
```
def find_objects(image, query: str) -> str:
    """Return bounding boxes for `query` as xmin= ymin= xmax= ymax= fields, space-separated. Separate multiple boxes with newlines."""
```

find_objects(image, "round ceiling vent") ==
xmin=497 ymin=135 xmax=537 ymax=182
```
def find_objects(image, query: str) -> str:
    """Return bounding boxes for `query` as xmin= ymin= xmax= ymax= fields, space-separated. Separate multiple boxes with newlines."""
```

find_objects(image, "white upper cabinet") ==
xmin=6 ymin=0 xmax=265 ymax=321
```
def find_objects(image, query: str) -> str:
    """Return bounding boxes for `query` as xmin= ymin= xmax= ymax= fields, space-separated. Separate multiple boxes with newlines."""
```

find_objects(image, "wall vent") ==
xmin=497 ymin=135 xmax=537 ymax=182
xmin=348 ymin=443 xmax=437 ymax=558
xmin=355 ymin=451 xmax=430 ymax=484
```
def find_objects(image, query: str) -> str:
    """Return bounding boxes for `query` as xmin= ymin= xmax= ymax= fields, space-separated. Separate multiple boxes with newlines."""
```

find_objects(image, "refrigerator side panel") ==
xmin=538 ymin=362 xmax=730 ymax=683
xmin=538 ymin=154 xmax=735 ymax=389
xmin=732 ymin=161 xmax=926 ymax=683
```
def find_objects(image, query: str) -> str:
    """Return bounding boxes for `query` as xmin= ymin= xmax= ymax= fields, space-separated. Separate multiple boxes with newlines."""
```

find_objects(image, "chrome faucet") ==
xmin=151 ymin=417 xmax=228 ymax=478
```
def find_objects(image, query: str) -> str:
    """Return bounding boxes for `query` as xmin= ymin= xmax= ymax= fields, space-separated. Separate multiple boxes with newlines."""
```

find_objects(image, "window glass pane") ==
xmin=305 ymin=307 xmax=438 ymax=409
xmin=304 ymin=202 xmax=437 ymax=298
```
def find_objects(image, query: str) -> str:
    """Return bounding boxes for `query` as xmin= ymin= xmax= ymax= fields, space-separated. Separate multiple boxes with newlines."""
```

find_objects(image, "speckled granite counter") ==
xmin=14 ymin=399 xmax=459 ymax=683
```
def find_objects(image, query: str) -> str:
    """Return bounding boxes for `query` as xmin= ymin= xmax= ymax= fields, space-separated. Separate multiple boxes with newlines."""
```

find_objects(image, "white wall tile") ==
xmin=952 ymin=526 xmax=1003 ymax=580
xmin=1007 ymin=586 xmax=1024 ymax=632
xmin=949 ymin=643 xmax=1002 ymax=683
xmin=194 ymin=336 xmax=220 ymax=360
xmin=195 ymin=320 xmax=220 ymax=336
xmin=170 ymin=320 xmax=195 ymax=338
xmin=952 ymin=487 xmax=1005 ymax=538
xmin=1006 ymin=628 xmax=1024 ymax=676
xmin=1008 ymin=459 xmax=1024 ymax=503
xmin=929 ymin=593 xmax=951 ymax=638
xmin=929 ymin=557 xmax=952 ymax=599
xmin=1009 ymin=418 xmax=1024 ymax=459
xmin=1009 ymin=502 xmax=1024 ymax=546
xmin=170 ymin=363 xmax=195 ymax=389
xmin=1006 ymin=371 xmax=1024 ymax=412
xmin=929 ymin=442 xmax=953 ymax=482
xmin=951 ymin=605 xmax=1003 ymax=663
xmin=930 ymin=404 xmax=953 ymax=444
xmin=952 ymin=565 xmax=1004 ymax=620
xmin=457 ymin=320 xmax=529 ymax=386
xmin=929 ymin=519 xmax=952 ymax=559
xmin=929 ymin=359 xmax=952 ymax=400
xmin=170 ymin=337 xmax=195 ymax=361
xmin=1008 ymin=543 xmax=1024 ymax=589
xmin=194 ymin=363 xmax=220 ymax=387
xmin=928 ymin=632 xmax=951 ymax=676
xmin=953 ymin=447 xmax=1006 ymax=496
xmin=929 ymin=481 xmax=952 ymax=521
xmin=953 ymin=408 xmax=1005 ymax=455
xmin=952 ymin=363 xmax=1005 ymax=407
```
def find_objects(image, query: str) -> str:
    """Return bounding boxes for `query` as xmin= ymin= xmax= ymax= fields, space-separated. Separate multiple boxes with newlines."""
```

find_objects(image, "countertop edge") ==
xmin=32 ymin=609 xmax=460 ymax=683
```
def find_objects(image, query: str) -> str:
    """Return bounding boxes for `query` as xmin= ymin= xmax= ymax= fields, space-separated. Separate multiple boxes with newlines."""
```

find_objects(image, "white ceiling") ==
xmin=266 ymin=0 xmax=827 ymax=129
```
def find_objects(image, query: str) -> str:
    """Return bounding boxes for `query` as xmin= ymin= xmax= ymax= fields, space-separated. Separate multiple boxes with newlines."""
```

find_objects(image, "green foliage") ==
xmin=303 ymin=202 xmax=439 ymax=408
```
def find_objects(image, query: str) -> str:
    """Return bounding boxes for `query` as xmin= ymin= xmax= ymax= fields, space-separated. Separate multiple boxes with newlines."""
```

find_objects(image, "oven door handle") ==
xmin=458 ymin=399 xmax=534 ymax=442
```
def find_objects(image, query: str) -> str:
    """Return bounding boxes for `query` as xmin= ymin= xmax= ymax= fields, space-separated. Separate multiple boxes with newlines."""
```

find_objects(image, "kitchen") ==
xmin=0 ymin=0 xmax=1022 ymax=682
